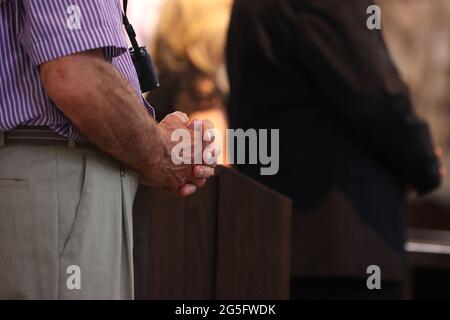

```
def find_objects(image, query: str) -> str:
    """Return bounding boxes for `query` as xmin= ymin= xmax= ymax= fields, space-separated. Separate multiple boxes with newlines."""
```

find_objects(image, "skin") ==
xmin=40 ymin=49 xmax=216 ymax=197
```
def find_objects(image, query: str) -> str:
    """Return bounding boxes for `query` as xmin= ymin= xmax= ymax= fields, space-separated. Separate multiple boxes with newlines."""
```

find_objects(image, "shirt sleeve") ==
xmin=20 ymin=0 xmax=128 ymax=65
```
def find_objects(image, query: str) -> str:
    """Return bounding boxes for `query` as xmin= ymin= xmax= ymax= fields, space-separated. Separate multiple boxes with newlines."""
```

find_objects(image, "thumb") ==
xmin=171 ymin=111 xmax=189 ymax=124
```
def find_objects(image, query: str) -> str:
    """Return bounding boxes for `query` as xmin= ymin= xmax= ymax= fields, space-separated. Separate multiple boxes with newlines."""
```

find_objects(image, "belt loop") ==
xmin=0 ymin=132 xmax=5 ymax=148
xmin=68 ymin=138 xmax=76 ymax=148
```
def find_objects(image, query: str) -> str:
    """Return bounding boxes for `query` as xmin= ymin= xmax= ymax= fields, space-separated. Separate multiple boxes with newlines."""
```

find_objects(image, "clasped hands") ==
xmin=140 ymin=111 xmax=219 ymax=197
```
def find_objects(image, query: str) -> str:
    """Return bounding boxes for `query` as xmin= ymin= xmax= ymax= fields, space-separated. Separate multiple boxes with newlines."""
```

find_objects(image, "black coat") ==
xmin=226 ymin=0 xmax=441 ymax=279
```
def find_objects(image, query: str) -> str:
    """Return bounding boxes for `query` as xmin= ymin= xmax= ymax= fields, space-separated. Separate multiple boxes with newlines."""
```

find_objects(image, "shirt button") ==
xmin=120 ymin=168 xmax=125 ymax=177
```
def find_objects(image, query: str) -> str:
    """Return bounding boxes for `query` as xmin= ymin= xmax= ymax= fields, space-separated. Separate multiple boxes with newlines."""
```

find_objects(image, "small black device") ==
xmin=122 ymin=0 xmax=160 ymax=93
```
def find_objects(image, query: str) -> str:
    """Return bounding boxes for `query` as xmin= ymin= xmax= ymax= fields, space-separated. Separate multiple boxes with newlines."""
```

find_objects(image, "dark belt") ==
xmin=0 ymin=126 xmax=97 ymax=150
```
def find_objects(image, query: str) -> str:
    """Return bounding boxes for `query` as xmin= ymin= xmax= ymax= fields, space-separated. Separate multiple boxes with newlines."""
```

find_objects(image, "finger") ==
xmin=189 ymin=178 xmax=207 ymax=189
xmin=171 ymin=111 xmax=189 ymax=124
xmin=193 ymin=165 xmax=215 ymax=179
xmin=203 ymin=128 xmax=216 ymax=143
xmin=201 ymin=119 xmax=214 ymax=133
xmin=202 ymin=143 xmax=220 ymax=167
xmin=179 ymin=183 xmax=197 ymax=197
xmin=436 ymin=147 xmax=443 ymax=158
xmin=440 ymin=166 xmax=447 ymax=177
xmin=187 ymin=119 xmax=200 ymax=129
xmin=188 ymin=119 xmax=214 ymax=132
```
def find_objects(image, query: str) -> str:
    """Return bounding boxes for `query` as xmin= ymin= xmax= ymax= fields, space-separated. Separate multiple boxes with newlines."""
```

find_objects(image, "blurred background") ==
xmin=128 ymin=0 xmax=450 ymax=168
xmin=128 ymin=0 xmax=450 ymax=299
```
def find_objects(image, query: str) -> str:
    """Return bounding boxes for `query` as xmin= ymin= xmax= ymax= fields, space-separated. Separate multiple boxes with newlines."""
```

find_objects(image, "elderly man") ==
xmin=0 ymin=0 xmax=215 ymax=299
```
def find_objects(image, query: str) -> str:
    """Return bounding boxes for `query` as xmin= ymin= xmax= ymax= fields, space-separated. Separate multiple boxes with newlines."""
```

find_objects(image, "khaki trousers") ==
xmin=0 ymin=145 xmax=139 ymax=299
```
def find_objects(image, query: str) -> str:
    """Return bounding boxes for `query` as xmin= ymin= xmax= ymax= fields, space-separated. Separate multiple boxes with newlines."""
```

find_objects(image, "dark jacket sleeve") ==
xmin=285 ymin=0 xmax=441 ymax=194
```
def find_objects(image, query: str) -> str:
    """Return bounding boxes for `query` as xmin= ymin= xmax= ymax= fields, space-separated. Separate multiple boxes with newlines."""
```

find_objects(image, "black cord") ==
xmin=120 ymin=0 xmax=160 ymax=92
xmin=123 ymin=0 xmax=128 ymax=14
xmin=122 ymin=0 xmax=140 ymax=52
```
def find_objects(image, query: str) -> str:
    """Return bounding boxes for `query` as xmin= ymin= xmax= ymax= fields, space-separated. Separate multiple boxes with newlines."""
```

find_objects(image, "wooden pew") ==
xmin=133 ymin=166 xmax=292 ymax=299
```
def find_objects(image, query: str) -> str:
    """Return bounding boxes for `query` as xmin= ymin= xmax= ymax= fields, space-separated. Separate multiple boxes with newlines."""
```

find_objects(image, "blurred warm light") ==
xmin=151 ymin=0 xmax=233 ymax=76
xmin=378 ymin=0 xmax=450 ymax=152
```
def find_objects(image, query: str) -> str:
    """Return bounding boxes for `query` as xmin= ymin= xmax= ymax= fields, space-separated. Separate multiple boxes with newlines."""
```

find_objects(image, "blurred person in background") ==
xmin=378 ymin=0 xmax=450 ymax=201
xmin=379 ymin=0 xmax=450 ymax=152
xmin=227 ymin=0 xmax=445 ymax=299
xmin=146 ymin=0 xmax=233 ymax=164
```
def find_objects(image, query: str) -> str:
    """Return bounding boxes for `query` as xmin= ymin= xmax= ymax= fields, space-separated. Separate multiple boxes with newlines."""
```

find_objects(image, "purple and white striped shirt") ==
xmin=0 ymin=0 xmax=153 ymax=139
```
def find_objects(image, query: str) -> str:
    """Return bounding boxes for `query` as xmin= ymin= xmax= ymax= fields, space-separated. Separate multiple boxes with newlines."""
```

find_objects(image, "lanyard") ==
xmin=123 ymin=0 xmax=128 ymax=15
xmin=122 ymin=0 xmax=139 ymax=52
xmin=120 ymin=0 xmax=160 ymax=92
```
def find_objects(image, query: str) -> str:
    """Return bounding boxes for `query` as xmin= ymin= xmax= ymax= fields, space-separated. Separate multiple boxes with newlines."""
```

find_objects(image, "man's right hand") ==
xmin=139 ymin=112 xmax=218 ymax=196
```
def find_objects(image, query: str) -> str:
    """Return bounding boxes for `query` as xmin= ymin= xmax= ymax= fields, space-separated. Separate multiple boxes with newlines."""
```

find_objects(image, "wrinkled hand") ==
xmin=140 ymin=111 xmax=219 ymax=196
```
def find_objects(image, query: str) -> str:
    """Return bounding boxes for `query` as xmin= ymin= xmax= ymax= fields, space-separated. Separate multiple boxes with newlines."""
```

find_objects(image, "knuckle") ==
xmin=172 ymin=111 xmax=189 ymax=122
xmin=203 ymin=119 xmax=214 ymax=128
xmin=197 ymin=179 xmax=206 ymax=188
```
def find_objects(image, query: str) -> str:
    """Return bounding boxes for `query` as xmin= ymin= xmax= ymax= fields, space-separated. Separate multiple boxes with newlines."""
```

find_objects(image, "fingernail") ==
xmin=187 ymin=185 xmax=197 ymax=195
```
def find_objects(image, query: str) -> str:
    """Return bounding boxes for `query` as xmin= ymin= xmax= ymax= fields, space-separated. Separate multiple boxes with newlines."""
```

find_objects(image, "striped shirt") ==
xmin=0 ymin=0 xmax=153 ymax=139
